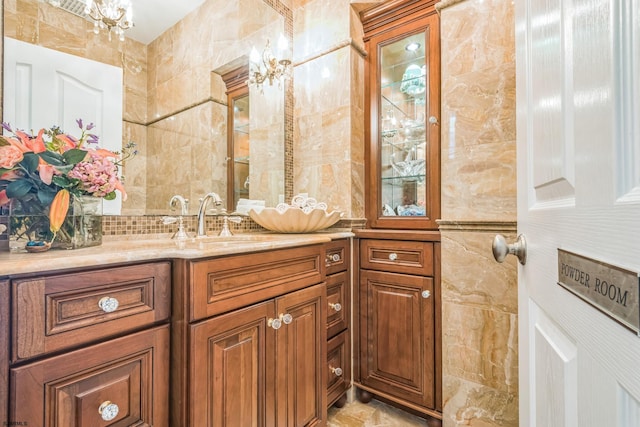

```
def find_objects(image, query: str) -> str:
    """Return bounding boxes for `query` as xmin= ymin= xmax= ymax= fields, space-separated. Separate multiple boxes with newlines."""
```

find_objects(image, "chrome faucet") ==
xmin=196 ymin=192 xmax=223 ymax=237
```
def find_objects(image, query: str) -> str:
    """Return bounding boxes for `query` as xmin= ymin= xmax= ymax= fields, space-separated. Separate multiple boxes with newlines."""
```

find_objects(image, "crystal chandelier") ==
xmin=247 ymin=35 xmax=292 ymax=93
xmin=84 ymin=0 xmax=133 ymax=41
xmin=49 ymin=0 xmax=133 ymax=41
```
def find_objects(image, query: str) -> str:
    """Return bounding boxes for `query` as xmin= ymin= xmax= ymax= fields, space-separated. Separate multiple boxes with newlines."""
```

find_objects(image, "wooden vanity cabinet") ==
xmin=5 ymin=262 xmax=172 ymax=427
xmin=323 ymin=239 xmax=351 ymax=409
xmin=172 ymin=244 xmax=328 ymax=427
xmin=355 ymin=231 xmax=442 ymax=422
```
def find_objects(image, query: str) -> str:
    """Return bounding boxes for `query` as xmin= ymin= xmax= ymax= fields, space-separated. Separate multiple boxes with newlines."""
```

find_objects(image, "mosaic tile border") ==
xmin=102 ymin=215 xmax=366 ymax=236
xmin=263 ymin=0 xmax=294 ymax=202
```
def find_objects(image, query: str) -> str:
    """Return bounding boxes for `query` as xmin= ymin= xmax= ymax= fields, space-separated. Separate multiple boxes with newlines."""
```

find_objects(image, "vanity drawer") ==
xmin=10 ymin=325 xmax=169 ymax=427
xmin=326 ymin=270 xmax=349 ymax=338
xmin=190 ymin=244 xmax=323 ymax=321
xmin=12 ymin=262 xmax=171 ymax=362
xmin=327 ymin=329 xmax=350 ymax=408
xmin=360 ymin=239 xmax=434 ymax=276
xmin=324 ymin=239 xmax=350 ymax=275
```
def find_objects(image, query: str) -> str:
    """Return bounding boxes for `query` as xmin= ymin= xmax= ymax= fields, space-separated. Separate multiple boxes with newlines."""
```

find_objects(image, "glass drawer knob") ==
xmin=268 ymin=317 xmax=282 ymax=330
xmin=282 ymin=313 xmax=293 ymax=324
xmin=98 ymin=400 xmax=119 ymax=421
xmin=422 ymin=290 xmax=431 ymax=299
xmin=388 ymin=253 xmax=398 ymax=261
xmin=330 ymin=254 xmax=341 ymax=262
xmin=98 ymin=296 xmax=119 ymax=313
xmin=329 ymin=302 xmax=342 ymax=312
xmin=330 ymin=366 xmax=343 ymax=377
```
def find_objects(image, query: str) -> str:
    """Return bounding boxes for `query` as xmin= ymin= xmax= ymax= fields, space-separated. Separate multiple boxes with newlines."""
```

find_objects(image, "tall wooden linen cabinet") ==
xmin=356 ymin=1 xmax=442 ymax=425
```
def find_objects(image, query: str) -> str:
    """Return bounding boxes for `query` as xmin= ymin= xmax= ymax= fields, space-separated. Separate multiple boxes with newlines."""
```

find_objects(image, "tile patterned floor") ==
xmin=327 ymin=399 xmax=429 ymax=426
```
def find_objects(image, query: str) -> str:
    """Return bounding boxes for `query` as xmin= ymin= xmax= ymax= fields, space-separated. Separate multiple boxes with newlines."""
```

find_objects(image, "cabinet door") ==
xmin=190 ymin=301 xmax=275 ymax=427
xmin=359 ymin=270 xmax=435 ymax=409
xmin=10 ymin=325 xmax=169 ymax=427
xmin=365 ymin=12 xmax=440 ymax=230
xmin=275 ymin=284 xmax=326 ymax=427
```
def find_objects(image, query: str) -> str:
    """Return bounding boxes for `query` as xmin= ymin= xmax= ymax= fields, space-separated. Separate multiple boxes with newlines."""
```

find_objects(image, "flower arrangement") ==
xmin=0 ymin=119 xmax=136 ymax=249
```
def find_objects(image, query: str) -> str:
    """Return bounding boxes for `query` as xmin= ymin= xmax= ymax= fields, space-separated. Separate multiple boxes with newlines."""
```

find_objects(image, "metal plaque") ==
xmin=557 ymin=249 xmax=640 ymax=334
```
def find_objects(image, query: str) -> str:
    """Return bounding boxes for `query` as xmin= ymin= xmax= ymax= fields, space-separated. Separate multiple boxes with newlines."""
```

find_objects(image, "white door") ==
xmin=3 ymin=37 xmax=124 ymax=214
xmin=515 ymin=0 xmax=640 ymax=426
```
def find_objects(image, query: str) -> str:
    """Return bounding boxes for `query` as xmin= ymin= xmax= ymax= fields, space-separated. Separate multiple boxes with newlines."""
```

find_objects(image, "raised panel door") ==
xmin=275 ymin=284 xmax=326 ymax=427
xmin=10 ymin=325 xmax=169 ymax=427
xmin=190 ymin=301 xmax=275 ymax=427
xmin=359 ymin=269 xmax=435 ymax=409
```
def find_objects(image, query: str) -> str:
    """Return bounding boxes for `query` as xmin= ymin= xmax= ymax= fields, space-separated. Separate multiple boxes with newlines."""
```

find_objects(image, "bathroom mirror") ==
xmin=2 ymin=0 xmax=287 ymax=216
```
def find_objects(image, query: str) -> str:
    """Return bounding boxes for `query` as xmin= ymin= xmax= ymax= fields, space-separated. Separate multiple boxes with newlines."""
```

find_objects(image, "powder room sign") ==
xmin=558 ymin=249 xmax=640 ymax=334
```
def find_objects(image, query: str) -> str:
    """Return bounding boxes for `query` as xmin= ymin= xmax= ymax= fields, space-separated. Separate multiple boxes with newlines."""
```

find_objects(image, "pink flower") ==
xmin=68 ymin=152 xmax=120 ymax=197
xmin=0 ymin=144 xmax=24 ymax=168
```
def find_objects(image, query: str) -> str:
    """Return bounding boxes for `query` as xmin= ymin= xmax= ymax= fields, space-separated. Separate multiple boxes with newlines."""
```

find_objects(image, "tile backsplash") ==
xmin=103 ymin=215 xmax=364 ymax=236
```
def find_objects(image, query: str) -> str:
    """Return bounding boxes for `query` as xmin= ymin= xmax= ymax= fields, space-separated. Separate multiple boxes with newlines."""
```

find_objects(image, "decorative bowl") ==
xmin=248 ymin=207 xmax=342 ymax=233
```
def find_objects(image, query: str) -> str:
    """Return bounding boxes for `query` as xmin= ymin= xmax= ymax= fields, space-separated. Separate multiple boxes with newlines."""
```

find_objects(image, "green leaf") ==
xmin=21 ymin=153 xmax=40 ymax=173
xmin=104 ymin=191 xmax=116 ymax=201
xmin=0 ymin=167 xmax=13 ymax=177
xmin=63 ymin=149 xmax=88 ymax=165
xmin=38 ymin=151 xmax=65 ymax=166
xmin=0 ymin=136 xmax=11 ymax=147
xmin=37 ymin=188 xmax=57 ymax=206
xmin=51 ymin=175 xmax=72 ymax=188
xmin=6 ymin=179 xmax=33 ymax=198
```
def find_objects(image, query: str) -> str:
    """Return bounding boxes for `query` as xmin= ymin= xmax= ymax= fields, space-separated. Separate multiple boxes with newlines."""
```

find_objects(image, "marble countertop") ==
xmin=0 ymin=231 xmax=354 ymax=277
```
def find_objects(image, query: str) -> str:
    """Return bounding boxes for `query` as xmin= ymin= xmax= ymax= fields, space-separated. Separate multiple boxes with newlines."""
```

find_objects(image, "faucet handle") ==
xmin=170 ymin=195 xmax=189 ymax=215
xmin=228 ymin=216 xmax=242 ymax=224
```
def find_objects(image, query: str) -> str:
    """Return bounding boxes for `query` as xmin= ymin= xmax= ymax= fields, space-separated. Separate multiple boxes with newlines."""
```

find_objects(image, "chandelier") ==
xmin=247 ymin=35 xmax=292 ymax=93
xmin=49 ymin=0 xmax=133 ymax=41
xmin=84 ymin=0 xmax=133 ymax=41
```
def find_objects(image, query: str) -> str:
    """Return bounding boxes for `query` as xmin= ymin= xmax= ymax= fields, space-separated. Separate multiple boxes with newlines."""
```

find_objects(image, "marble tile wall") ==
xmin=292 ymin=0 xmax=365 ymax=217
xmin=145 ymin=0 xmax=285 ymax=214
xmin=437 ymin=0 xmax=518 ymax=426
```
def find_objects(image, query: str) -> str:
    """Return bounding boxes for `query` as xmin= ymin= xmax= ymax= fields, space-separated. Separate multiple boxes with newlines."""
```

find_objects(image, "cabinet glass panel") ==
xmin=379 ymin=33 xmax=427 ymax=218
xmin=232 ymin=94 xmax=250 ymax=208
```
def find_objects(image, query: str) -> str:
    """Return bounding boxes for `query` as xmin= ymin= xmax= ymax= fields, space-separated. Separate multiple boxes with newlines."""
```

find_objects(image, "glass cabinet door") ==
xmin=366 ymin=13 xmax=440 ymax=230
xmin=231 ymin=93 xmax=250 ymax=209
xmin=380 ymin=32 xmax=427 ymax=217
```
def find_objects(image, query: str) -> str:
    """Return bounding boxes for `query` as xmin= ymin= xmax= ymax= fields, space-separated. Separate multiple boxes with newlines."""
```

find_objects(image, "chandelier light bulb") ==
xmin=277 ymin=34 xmax=288 ymax=52
xmin=250 ymin=47 xmax=261 ymax=64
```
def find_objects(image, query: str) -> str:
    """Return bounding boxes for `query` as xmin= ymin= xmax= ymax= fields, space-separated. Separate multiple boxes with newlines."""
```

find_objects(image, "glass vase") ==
xmin=9 ymin=195 xmax=103 ymax=251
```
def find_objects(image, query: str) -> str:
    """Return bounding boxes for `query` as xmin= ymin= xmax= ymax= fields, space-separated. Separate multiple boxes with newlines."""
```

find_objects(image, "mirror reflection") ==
xmin=3 ymin=0 xmax=286 ymax=216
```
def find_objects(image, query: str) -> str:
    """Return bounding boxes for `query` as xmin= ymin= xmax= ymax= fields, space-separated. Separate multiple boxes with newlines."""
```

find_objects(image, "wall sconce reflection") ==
xmin=247 ymin=34 xmax=291 ymax=93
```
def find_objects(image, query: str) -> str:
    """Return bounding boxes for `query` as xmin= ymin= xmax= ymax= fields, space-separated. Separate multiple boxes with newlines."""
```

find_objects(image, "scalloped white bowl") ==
xmin=248 ymin=207 xmax=342 ymax=233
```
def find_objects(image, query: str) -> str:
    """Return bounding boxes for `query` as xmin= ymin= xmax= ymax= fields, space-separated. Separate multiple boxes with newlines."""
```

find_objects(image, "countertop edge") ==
xmin=0 ymin=231 xmax=354 ymax=277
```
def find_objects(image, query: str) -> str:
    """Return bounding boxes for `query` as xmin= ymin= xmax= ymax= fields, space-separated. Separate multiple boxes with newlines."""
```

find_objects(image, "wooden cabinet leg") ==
xmin=356 ymin=388 xmax=373 ymax=403
xmin=426 ymin=415 xmax=442 ymax=427
xmin=333 ymin=394 xmax=348 ymax=408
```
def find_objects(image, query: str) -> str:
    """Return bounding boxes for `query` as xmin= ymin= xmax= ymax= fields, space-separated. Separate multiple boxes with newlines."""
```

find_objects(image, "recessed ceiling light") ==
xmin=405 ymin=42 xmax=420 ymax=52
